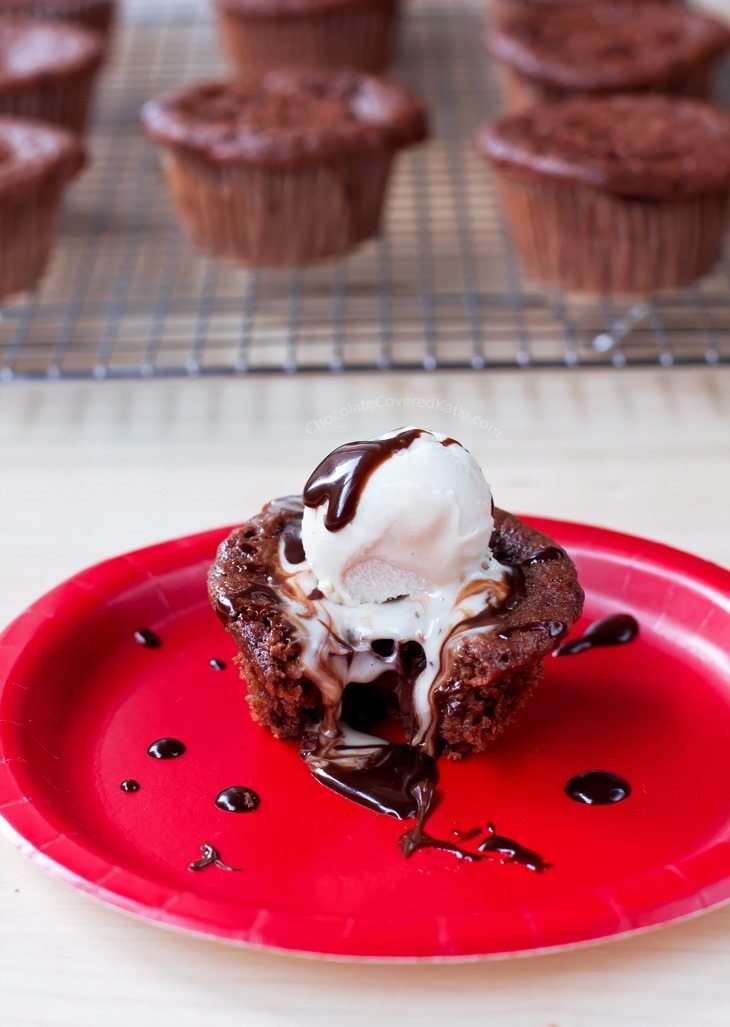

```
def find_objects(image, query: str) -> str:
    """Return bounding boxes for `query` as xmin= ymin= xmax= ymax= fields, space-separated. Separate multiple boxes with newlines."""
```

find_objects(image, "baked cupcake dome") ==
xmin=0 ymin=0 xmax=116 ymax=38
xmin=208 ymin=499 xmax=584 ymax=757
xmin=477 ymin=94 xmax=730 ymax=294
xmin=486 ymin=1 xmax=730 ymax=112
xmin=0 ymin=116 xmax=84 ymax=300
xmin=213 ymin=0 xmax=399 ymax=75
xmin=141 ymin=69 xmax=428 ymax=266
xmin=0 ymin=20 xmax=105 ymax=133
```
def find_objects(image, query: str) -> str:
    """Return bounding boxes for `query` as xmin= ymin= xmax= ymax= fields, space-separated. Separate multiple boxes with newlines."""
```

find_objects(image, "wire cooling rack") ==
xmin=1 ymin=0 xmax=729 ymax=379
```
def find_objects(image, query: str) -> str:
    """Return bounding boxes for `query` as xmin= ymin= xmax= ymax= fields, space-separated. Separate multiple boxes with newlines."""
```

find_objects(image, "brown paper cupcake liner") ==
xmin=216 ymin=0 xmax=399 ymax=75
xmin=0 ymin=68 xmax=100 ymax=134
xmin=161 ymin=150 xmax=394 ymax=266
xmin=0 ymin=186 xmax=66 ymax=300
xmin=494 ymin=173 xmax=730 ymax=294
xmin=496 ymin=57 xmax=722 ymax=115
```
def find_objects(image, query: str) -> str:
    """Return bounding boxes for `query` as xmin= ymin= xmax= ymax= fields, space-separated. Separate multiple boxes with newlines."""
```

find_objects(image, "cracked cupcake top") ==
xmin=486 ymin=1 xmax=730 ymax=92
xmin=478 ymin=95 xmax=730 ymax=200
xmin=0 ymin=116 xmax=84 ymax=199
xmin=141 ymin=70 xmax=428 ymax=167
xmin=0 ymin=19 xmax=103 ymax=90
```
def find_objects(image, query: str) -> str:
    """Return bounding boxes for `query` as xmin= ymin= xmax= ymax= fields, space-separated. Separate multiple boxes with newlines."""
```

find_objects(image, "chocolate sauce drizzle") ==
xmin=134 ymin=627 xmax=161 ymax=649
xmin=566 ymin=770 xmax=631 ymax=805
xmin=147 ymin=737 xmax=186 ymax=759
xmin=282 ymin=519 xmax=306 ymax=564
xmin=477 ymin=824 xmax=549 ymax=873
xmin=187 ymin=842 xmax=241 ymax=873
xmin=120 ymin=779 xmax=140 ymax=793
xmin=302 ymin=428 xmax=424 ymax=531
xmin=215 ymin=786 xmax=261 ymax=813
xmin=304 ymin=741 xmax=438 ymax=820
xmin=555 ymin=613 xmax=639 ymax=656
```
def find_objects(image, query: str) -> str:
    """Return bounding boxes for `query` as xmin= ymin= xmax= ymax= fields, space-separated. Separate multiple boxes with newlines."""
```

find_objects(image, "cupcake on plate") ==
xmin=486 ymin=1 xmax=730 ymax=113
xmin=213 ymin=0 xmax=399 ymax=75
xmin=141 ymin=69 xmax=428 ymax=266
xmin=0 ymin=0 xmax=116 ymax=38
xmin=0 ymin=20 xmax=105 ymax=133
xmin=477 ymin=94 xmax=730 ymax=294
xmin=208 ymin=429 xmax=584 ymax=757
xmin=0 ymin=116 xmax=84 ymax=300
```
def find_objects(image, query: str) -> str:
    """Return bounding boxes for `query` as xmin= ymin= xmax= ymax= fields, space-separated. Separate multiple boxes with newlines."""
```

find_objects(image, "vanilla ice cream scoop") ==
xmin=301 ymin=428 xmax=494 ymax=605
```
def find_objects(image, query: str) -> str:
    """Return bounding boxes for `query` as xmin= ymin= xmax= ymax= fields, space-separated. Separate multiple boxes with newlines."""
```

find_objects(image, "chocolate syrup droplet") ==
xmin=215 ymin=786 xmax=261 ymax=813
xmin=477 ymin=826 xmax=549 ymax=873
xmin=134 ymin=627 xmax=161 ymax=649
xmin=451 ymin=826 xmax=482 ymax=842
xmin=209 ymin=658 xmax=226 ymax=671
xmin=524 ymin=546 xmax=565 ymax=566
xmin=565 ymin=770 xmax=631 ymax=805
xmin=308 ymin=588 xmax=324 ymax=601
xmin=120 ymin=779 xmax=140 ymax=793
xmin=188 ymin=841 xmax=240 ymax=873
xmin=303 ymin=428 xmax=424 ymax=531
xmin=147 ymin=737 xmax=186 ymax=759
xmin=555 ymin=613 xmax=639 ymax=656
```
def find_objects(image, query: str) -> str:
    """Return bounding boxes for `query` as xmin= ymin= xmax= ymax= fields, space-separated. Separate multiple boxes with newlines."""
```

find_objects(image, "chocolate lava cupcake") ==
xmin=213 ymin=0 xmax=399 ymax=75
xmin=0 ymin=20 xmax=105 ymax=133
xmin=209 ymin=429 xmax=583 ymax=759
xmin=486 ymin=1 xmax=730 ymax=113
xmin=0 ymin=0 xmax=116 ymax=38
xmin=478 ymin=94 xmax=730 ymax=294
xmin=141 ymin=70 xmax=427 ymax=266
xmin=0 ymin=116 xmax=83 ymax=300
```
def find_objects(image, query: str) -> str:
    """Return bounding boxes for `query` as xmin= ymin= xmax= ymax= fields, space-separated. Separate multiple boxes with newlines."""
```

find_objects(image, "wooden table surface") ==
xmin=1 ymin=369 xmax=728 ymax=1026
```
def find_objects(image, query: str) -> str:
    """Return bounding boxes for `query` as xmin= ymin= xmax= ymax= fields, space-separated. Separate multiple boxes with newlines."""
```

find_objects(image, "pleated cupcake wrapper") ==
xmin=0 ymin=187 xmax=65 ymax=301
xmin=161 ymin=151 xmax=395 ymax=266
xmin=0 ymin=67 xmax=100 ymax=134
xmin=496 ymin=60 xmax=722 ymax=116
xmin=216 ymin=0 xmax=399 ymax=74
xmin=2 ymin=0 xmax=116 ymax=36
xmin=494 ymin=172 xmax=730 ymax=294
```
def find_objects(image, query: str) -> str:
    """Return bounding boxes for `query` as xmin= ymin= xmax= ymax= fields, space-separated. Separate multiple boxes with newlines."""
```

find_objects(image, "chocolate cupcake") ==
xmin=486 ymin=1 xmax=730 ymax=113
xmin=478 ymin=94 xmax=730 ymax=294
xmin=0 ymin=116 xmax=83 ymax=300
xmin=213 ymin=0 xmax=399 ymax=75
xmin=0 ymin=20 xmax=105 ymax=133
xmin=141 ymin=70 xmax=428 ymax=266
xmin=0 ymin=0 xmax=116 ymax=38
xmin=209 ymin=430 xmax=584 ymax=759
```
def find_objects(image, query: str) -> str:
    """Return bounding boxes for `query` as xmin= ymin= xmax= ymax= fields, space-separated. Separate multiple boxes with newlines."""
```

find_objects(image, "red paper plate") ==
xmin=1 ymin=519 xmax=729 ymax=960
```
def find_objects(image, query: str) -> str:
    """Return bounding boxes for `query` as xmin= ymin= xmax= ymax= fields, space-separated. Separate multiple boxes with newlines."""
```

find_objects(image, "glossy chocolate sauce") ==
xmin=478 ymin=823 xmax=549 ymax=873
xmin=209 ymin=658 xmax=227 ymax=671
xmin=303 ymin=428 xmax=424 ymax=531
xmin=215 ymin=786 xmax=261 ymax=813
xmin=565 ymin=770 xmax=631 ymax=805
xmin=304 ymin=740 xmax=439 ymax=820
xmin=555 ymin=613 xmax=639 ymax=656
xmin=451 ymin=826 xmax=482 ymax=842
xmin=147 ymin=737 xmax=186 ymax=759
xmin=120 ymin=779 xmax=140 ymax=793
xmin=282 ymin=518 xmax=306 ymax=564
xmin=215 ymin=583 xmax=280 ymax=624
xmin=134 ymin=627 xmax=161 ymax=649
xmin=187 ymin=841 xmax=240 ymax=873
